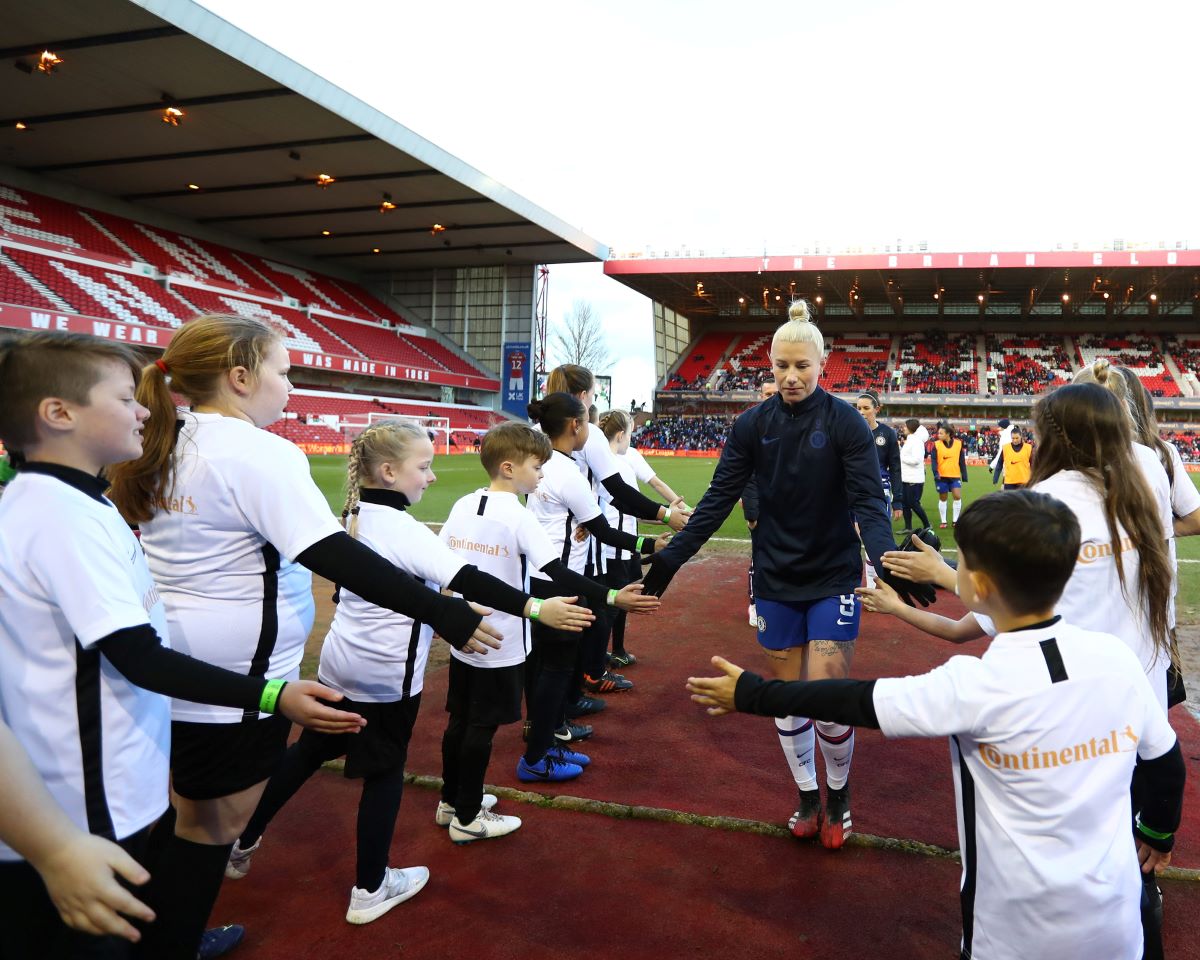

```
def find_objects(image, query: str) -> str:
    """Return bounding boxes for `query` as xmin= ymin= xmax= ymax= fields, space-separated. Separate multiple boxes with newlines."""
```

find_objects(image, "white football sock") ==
xmin=952 ymin=498 xmax=962 ymax=522
xmin=816 ymin=720 xmax=855 ymax=790
xmin=775 ymin=717 xmax=817 ymax=792
xmin=938 ymin=500 xmax=948 ymax=524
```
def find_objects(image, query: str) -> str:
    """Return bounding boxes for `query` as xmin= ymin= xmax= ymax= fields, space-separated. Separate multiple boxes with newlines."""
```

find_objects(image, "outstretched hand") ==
xmin=685 ymin=656 xmax=745 ymax=716
xmin=279 ymin=680 xmax=367 ymax=734
xmin=463 ymin=602 xmax=504 ymax=654
xmin=855 ymin=577 xmax=905 ymax=616
xmin=537 ymin=596 xmax=595 ymax=632
xmin=615 ymin=582 xmax=661 ymax=615
xmin=881 ymin=532 xmax=956 ymax=591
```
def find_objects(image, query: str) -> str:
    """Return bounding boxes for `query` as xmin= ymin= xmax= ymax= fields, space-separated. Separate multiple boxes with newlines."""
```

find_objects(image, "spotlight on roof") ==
xmin=379 ymin=192 xmax=396 ymax=212
xmin=430 ymin=223 xmax=446 ymax=235
xmin=1150 ymin=292 xmax=1158 ymax=302
xmin=321 ymin=229 xmax=331 ymax=236
xmin=1103 ymin=291 xmax=1110 ymax=300
xmin=978 ymin=294 xmax=985 ymax=303
xmin=161 ymin=106 xmax=184 ymax=126
xmin=316 ymin=173 xmax=335 ymax=187
xmin=815 ymin=295 xmax=823 ymax=304
xmin=14 ymin=121 xmax=28 ymax=130
xmin=933 ymin=291 xmax=940 ymax=300
xmin=187 ymin=183 xmax=200 ymax=191
xmin=372 ymin=247 xmax=381 ymax=254
xmin=738 ymin=296 xmax=746 ymax=304
xmin=1061 ymin=293 xmax=1070 ymax=302
xmin=37 ymin=50 xmax=63 ymax=75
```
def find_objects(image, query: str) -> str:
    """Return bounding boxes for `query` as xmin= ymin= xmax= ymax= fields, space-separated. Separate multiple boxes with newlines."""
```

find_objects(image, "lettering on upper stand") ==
xmin=978 ymin=726 xmax=1139 ymax=772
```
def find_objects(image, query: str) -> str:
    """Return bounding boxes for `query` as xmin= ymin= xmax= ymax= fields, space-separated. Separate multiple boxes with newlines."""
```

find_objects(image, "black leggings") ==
xmin=902 ymin=482 xmax=930 ymax=529
xmin=605 ymin=558 xmax=640 ymax=656
xmin=240 ymin=715 xmax=415 ymax=892
xmin=440 ymin=715 xmax=497 ymax=821
xmin=524 ymin=620 xmax=580 ymax=762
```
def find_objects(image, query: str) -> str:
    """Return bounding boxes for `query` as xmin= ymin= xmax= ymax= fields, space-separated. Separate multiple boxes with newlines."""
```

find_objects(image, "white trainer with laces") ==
xmin=345 ymin=866 xmax=430 ymax=925
xmin=434 ymin=792 xmax=498 ymax=828
xmin=448 ymin=808 xmax=522 ymax=845
xmin=224 ymin=836 xmax=261 ymax=880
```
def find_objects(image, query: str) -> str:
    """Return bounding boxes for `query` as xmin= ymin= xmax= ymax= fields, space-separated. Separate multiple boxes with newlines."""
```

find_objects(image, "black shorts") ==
xmin=338 ymin=694 xmax=422 ymax=779
xmin=170 ymin=713 xmax=291 ymax=801
xmin=445 ymin=657 xmax=524 ymax=727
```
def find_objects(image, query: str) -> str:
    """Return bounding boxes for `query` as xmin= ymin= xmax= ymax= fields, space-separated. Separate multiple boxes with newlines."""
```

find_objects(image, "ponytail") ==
xmin=108 ymin=314 xmax=280 ymax=523
xmin=545 ymin=364 xmax=594 ymax=396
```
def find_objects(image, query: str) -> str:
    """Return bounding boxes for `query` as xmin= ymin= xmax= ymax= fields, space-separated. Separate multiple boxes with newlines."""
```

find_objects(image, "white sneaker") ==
xmin=748 ymin=603 xmax=757 ymax=628
xmin=435 ymin=792 xmax=498 ymax=828
xmin=448 ymin=808 xmax=522 ymax=845
xmin=345 ymin=866 xmax=429 ymax=925
xmin=224 ymin=836 xmax=261 ymax=880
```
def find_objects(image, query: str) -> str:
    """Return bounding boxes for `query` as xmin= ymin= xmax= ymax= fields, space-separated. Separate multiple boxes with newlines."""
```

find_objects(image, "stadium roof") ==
xmin=606 ymin=249 xmax=1200 ymax=322
xmin=1 ymin=0 xmax=608 ymax=271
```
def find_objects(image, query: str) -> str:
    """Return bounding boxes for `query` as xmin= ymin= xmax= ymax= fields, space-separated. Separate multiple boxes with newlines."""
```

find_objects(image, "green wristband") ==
xmin=259 ymin=679 xmax=287 ymax=715
xmin=1136 ymin=816 xmax=1174 ymax=841
xmin=636 ymin=536 xmax=646 ymax=552
xmin=662 ymin=506 xmax=672 ymax=524
xmin=607 ymin=589 xmax=619 ymax=606
xmin=529 ymin=598 xmax=543 ymax=621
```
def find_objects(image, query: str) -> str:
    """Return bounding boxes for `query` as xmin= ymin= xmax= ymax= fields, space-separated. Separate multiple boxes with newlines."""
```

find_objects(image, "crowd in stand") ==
xmin=632 ymin=417 xmax=1200 ymax=464
xmin=633 ymin=415 xmax=734 ymax=450
xmin=663 ymin=373 xmax=710 ymax=391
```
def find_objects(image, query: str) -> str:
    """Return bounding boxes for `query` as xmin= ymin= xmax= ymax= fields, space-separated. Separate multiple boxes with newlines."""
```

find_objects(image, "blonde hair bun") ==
xmin=787 ymin=299 xmax=812 ymax=323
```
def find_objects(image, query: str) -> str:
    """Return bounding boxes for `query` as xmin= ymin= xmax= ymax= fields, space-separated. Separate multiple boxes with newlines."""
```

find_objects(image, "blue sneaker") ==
xmin=197 ymin=924 xmax=245 ymax=960
xmin=547 ymin=745 xmax=591 ymax=767
xmin=517 ymin=754 xmax=583 ymax=782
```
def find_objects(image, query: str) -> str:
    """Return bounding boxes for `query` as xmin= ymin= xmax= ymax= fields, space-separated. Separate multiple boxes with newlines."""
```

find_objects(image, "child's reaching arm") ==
xmin=856 ymin=579 xmax=985 ymax=644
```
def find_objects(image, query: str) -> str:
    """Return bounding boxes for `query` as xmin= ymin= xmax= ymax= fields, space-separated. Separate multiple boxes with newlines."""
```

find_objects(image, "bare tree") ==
xmin=550 ymin=299 xmax=611 ymax=373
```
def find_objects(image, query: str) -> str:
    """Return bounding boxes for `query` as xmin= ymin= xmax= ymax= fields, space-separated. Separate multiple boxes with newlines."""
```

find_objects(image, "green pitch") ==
xmin=309 ymin=453 xmax=1200 ymax=623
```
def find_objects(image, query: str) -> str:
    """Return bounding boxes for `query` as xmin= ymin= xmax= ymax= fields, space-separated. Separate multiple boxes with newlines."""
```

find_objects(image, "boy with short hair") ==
xmin=0 ymin=333 xmax=360 ymax=958
xmin=688 ymin=490 xmax=1185 ymax=960
xmin=438 ymin=423 xmax=655 ymax=841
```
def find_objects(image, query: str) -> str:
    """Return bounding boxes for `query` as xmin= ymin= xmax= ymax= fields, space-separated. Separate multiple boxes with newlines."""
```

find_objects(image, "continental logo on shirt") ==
xmin=978 ymin=726 xmax=1138 ymax=772
xmin=160 ymin=495 xmax=198 ymax=515
xmin=447 ymin=536 xmax=511 ymax=558
xmin=1077 ymin=536 xmax=1134 ymax=565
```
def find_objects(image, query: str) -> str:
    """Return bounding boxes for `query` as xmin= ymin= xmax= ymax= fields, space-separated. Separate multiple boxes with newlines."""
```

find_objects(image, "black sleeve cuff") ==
xmin=447 ymin=565 xmax=530 ymax=618
xmin=734 ymin=672 xmax=880 ymax=728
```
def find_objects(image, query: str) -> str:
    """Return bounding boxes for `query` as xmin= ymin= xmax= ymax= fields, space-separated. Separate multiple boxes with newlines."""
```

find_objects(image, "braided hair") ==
xmin=341 ymin=420 xmax=431 ymax=539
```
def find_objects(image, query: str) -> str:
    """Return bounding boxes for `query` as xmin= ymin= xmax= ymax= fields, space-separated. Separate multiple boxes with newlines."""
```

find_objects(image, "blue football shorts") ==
xmin=934 ymin=478 xmax=961 ymax=495
xmin=755 ymin=594 xmax=861 ymax=651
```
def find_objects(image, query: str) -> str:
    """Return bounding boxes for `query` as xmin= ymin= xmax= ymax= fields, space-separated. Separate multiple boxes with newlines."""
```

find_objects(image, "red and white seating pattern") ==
xmin=822 ymin=336 xmax=892 ymax=394
xmin=897 ymin=332 xmax=977 ymax=394
xmin=270 ymin=390 xmax=507 ymax=443
xmin=1076 ymin=334 xmax=1180 ymax=397
xmin=0 ymin=182 xmax=492 ymax=380
xmin=985 ymin=334 xmax=1073 ymax=396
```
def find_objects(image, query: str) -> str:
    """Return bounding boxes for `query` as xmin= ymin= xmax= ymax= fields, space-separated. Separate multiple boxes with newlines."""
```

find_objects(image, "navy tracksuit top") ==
xmin=658 ymin=387 xmax=895 ymax=602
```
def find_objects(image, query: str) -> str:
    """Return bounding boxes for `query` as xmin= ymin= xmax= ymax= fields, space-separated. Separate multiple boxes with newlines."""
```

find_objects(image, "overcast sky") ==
xmin=198 ymin=0 xmax=1199 ymax=405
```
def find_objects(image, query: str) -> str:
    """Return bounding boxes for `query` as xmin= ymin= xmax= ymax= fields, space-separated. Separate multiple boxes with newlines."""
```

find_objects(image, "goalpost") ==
xmin=339 ymin=412 xmax=453 ymax=456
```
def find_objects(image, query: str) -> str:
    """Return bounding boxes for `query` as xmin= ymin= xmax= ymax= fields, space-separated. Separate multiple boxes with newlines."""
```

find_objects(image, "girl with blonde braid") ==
xmin=227 ymin=421 xmax=592 ymax=924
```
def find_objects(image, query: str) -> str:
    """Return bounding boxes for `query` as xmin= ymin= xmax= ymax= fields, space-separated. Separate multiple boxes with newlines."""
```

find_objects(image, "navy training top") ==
xmin=657 ymin=387 xmax=894 ymax=602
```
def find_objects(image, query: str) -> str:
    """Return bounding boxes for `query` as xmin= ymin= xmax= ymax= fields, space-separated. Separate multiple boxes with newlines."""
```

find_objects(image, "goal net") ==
xmin=339 ymin=412 xmax=452 ymax=456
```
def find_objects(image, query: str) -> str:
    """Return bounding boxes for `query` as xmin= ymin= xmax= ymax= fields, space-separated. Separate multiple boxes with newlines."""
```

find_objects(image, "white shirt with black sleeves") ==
xmin=1032 ymin=459 xmax=1171 ymax=708
xmin=602 ymin=454 xmax=641 ymax=564
xmin=139 ymin=412 xmax=342 ymax=723
xmin=441 ymin=489 xmax=559 ymax=669
xmin=873 ymin=619 xmax=1176 ymax=960
xmin=0 ymin=467 xmax=171 ymax=860
xmin=319 ymin=493 xmax=467 ymax=701
xmin=528 ymin=449 xmax=603 ymax=577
